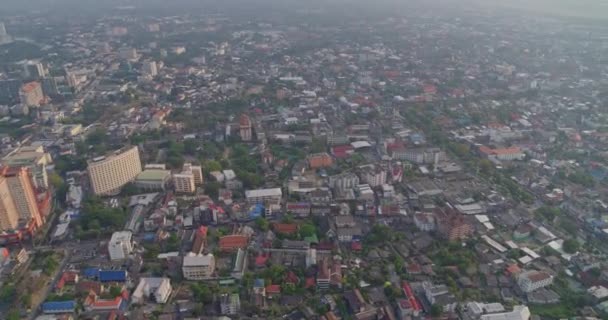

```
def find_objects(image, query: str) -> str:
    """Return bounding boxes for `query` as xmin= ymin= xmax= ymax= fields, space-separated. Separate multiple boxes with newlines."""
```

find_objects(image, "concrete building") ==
xmin=239 ymin=114 xmax=252 ymax=141
xmin=517 ymin=271 xmax=553 ymax=293
xmin=414 ymin=212 xmax=436 ymax=232
xmin=19 ymin=81 xmax=44 ymax=107
xmin=3 ymin=167 xmax=43 ymax=228
xmin=480 ymin=306 xmax=531 ymax=320
xmin=392 ymin=147 xmax=446 ymax=164
xmin=220 ymin=293 xmax=241 ymax=315
xmin=479 ymin=146 xmax=525 ymax=161
xmin=245 ymin=188 xmax=282 ymax=206
xmin=87 ymin=146 xmax=142 ymax=196
xmin=119 ymin=47 xmax=138 ymax=60
xmin=135 ymin=169 xmax=171 ymax=191
xmin=108 ymin=231 xmax=133 ymax=261
xmin=0 ymin=175 xmax=20 ymax=231
xmin=329 ymin=172 xmax=360 ymax=190
xmin=173 ymin=162 xmax=203 ymax=194
xmin=0 ymin=22 xmax=12 ymax=44
xmin=359 ymin=165 xmax=387 ymax=187
xmin=173 ymin=172 xmax=195 ymax=194
xmin=132 ymin=277 xmax=172 ymax=304
xmin=182 ymin=254 xmax=215 ymax=280
xmin=142 ymin=61 xmax=158 ymax=77
xmin=3 ymin=145 xmax=52 ymax=189
xmin=183 ymin=163 xmax=203 ymax=185
xmin=23 ymin=61 xmax=47 ymax=79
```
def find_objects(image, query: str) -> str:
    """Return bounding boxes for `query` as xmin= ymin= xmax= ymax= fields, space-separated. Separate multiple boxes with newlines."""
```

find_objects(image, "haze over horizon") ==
xmin=0 ymin=0 xmax=607 ymax=21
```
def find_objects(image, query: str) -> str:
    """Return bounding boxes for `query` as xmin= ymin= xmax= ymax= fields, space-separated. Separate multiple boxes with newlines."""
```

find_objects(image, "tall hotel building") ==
xmin=0 ymin=167 xmax=43 ymax=231
xmin=0 ymin=175 xmax=19 ymax=231
xmin=88 ymin=146 xmax=142 ymax=196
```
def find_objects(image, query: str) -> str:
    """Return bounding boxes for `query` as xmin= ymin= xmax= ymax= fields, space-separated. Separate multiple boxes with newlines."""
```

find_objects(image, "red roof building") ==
xmin=219 ymin=235 xmax=248 ymax=252
xmin=331 ymin=145 xmax=354 ymax=159
xmin=266 ymin=284 xmax=281 ymax=296
xmin=272 ymin=223 xmax=298 ymax=234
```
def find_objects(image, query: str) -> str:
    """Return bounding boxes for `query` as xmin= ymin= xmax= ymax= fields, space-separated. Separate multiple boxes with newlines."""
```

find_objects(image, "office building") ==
xmin=23 ymin=61 xmax=47 ymax=79
xmin=517 ymin=271 xmax=553 ymax=293
xmin=480 ymin=306 xmax=531 ymax=320
xmin=173 ymin=172 xmax=195 ymax=194
xmin=87 ymin=146 xmax=142 ymax=196
xmin=239 ymin=114 xmax=252 ymax=141
xmin=19 ymin=81 xmax=44 ymax=107
xmin=135 ymin=169 xmax=171 ymax=191
xmin=183 ymin=163 xmax=203 ymax=185
xmin=0 ymin=79 xmax=22 ymax=103
xmin=2 ymin=167 xmax=43 ymax=228
xmin=0 ymin=22 xmax=12 ymax=45
xmin=0 ymin=175 xmax=20 ymax=231
xmin=142 ymin=61 xmax=158 ymax=77
xmin=329 ymin=172 xmax=359 ymax=190
xmin=245 ymin=188 xmax=282 ymax=206
xmin=182 ymin=254 xmax=215 ymax=280
xmin=132 ymin=277 xmax=172 ymax=304
xmin=173 ymin=163 xmax=203 ymax=194
xmin=3 ymin=145 xmax=53 ymax=189
xmin=220 ymin=293 xmax=241 ymax=315
xmin=119 ymin=47 xmax=137 ymax=60
xmin=108 ymin=231 xmax=133 ymax=260
xmin=358 ymin=165 xmax=387 ymax=187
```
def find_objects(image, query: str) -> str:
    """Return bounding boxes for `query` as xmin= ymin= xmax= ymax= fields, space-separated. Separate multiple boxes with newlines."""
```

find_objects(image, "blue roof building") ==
xmin=254 ymin=278 xmax=265 ymax=288
xmin=42 ymin=300 xmax=76 ymax=314
xmin=98 ymin=270 xmax=127 ymax=282
xmin=83 ymin=267 xmax=100 ymax=278
xmin=249 ymin=203 xmax=265 ymax=219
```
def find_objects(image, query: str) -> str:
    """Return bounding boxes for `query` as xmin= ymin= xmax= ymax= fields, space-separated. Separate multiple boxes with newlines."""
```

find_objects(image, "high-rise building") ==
xmin=108 ymin=231 xmax=133 ymax=260
xmin=142 ymin=61 xmax=158 ymax=77
xmin=239 ymin=114 xmax=252 ymax=141
xmin=2 ymin=167 xmax=43 ymax=228
xmin=23 ymin=62 xmax=47 ymax=79
xmin=87 ymin=146 xmax=142 ymax=196
xmin=182 ymin=254 xmax=215 ymax=280
xmin=3 ymin=145 xmax=53 ymax=189
xmin=173 ymin=172 xmax=196 ymax=194
xmin=19 ymin=82 xmax=44 ymax=107
xmin=0 ymin=22 xmax=12 ymax=45
xmin=41 ymin=77 xmax=59 ymax=96
xmin=0 ymin=79 xmax=22 ymax=104
xmin=183 ymin=163 xmax=203 ymax=185
xmin=0 ymin=175 xmax=20 ymax=231
xmin=119 ymin=48 xmax=138 ymax=60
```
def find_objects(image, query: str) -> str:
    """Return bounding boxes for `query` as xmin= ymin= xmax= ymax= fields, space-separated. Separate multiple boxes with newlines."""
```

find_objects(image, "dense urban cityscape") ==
xmin=0 ymin=0 xmax=607 ymax=319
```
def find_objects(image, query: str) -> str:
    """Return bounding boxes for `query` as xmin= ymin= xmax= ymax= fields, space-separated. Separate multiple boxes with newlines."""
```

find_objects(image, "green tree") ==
xmin=6 ymin=310 xmax=20 ymax=320
xmin=191 ymin=283 xmax=213 ymax=304
xmin=563 ymin=239 xmax=580 ymax=254
xmin=204 ymin=160 xmax=222 ymax=172
xmin=109 ymin=285 xmax=123 ymax=297
xmin=204 ymin=181 xmax=221 ymax=198
xmin=430 ymin=304 xmax=443 ymax=317
xmin=299 ymin=223 xmax=316 ymax=238
xmin=535 ymin=206 xmax=561 ymax=221
xmin=0 ymin=284 xmax=16 ymax=303
xmin=256 ymin=217 xmax=269 ymax=231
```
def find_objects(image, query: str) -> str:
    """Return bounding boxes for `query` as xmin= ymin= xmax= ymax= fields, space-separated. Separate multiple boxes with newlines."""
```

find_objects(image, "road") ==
xmin=27 ymin=248 xmax=73 ymax=320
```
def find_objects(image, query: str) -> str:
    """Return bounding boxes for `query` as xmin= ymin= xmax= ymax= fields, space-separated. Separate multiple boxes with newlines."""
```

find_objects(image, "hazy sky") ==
xmin=1 ymin=0 xmax=607 ymax=20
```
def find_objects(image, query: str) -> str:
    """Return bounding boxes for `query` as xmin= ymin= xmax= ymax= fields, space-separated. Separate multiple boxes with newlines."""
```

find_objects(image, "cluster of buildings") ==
xmin=2 ymin=1 xmax=608 ymax=319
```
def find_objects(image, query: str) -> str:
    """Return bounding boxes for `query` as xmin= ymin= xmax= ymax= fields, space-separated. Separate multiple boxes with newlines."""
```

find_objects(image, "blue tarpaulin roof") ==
xmin=98 ymin=270 xmax=127 ymax=282
xmin=83 ymin=267 xmax=100 ymax=278
xmin=42 ymin=300 xmax=76 ymax=313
